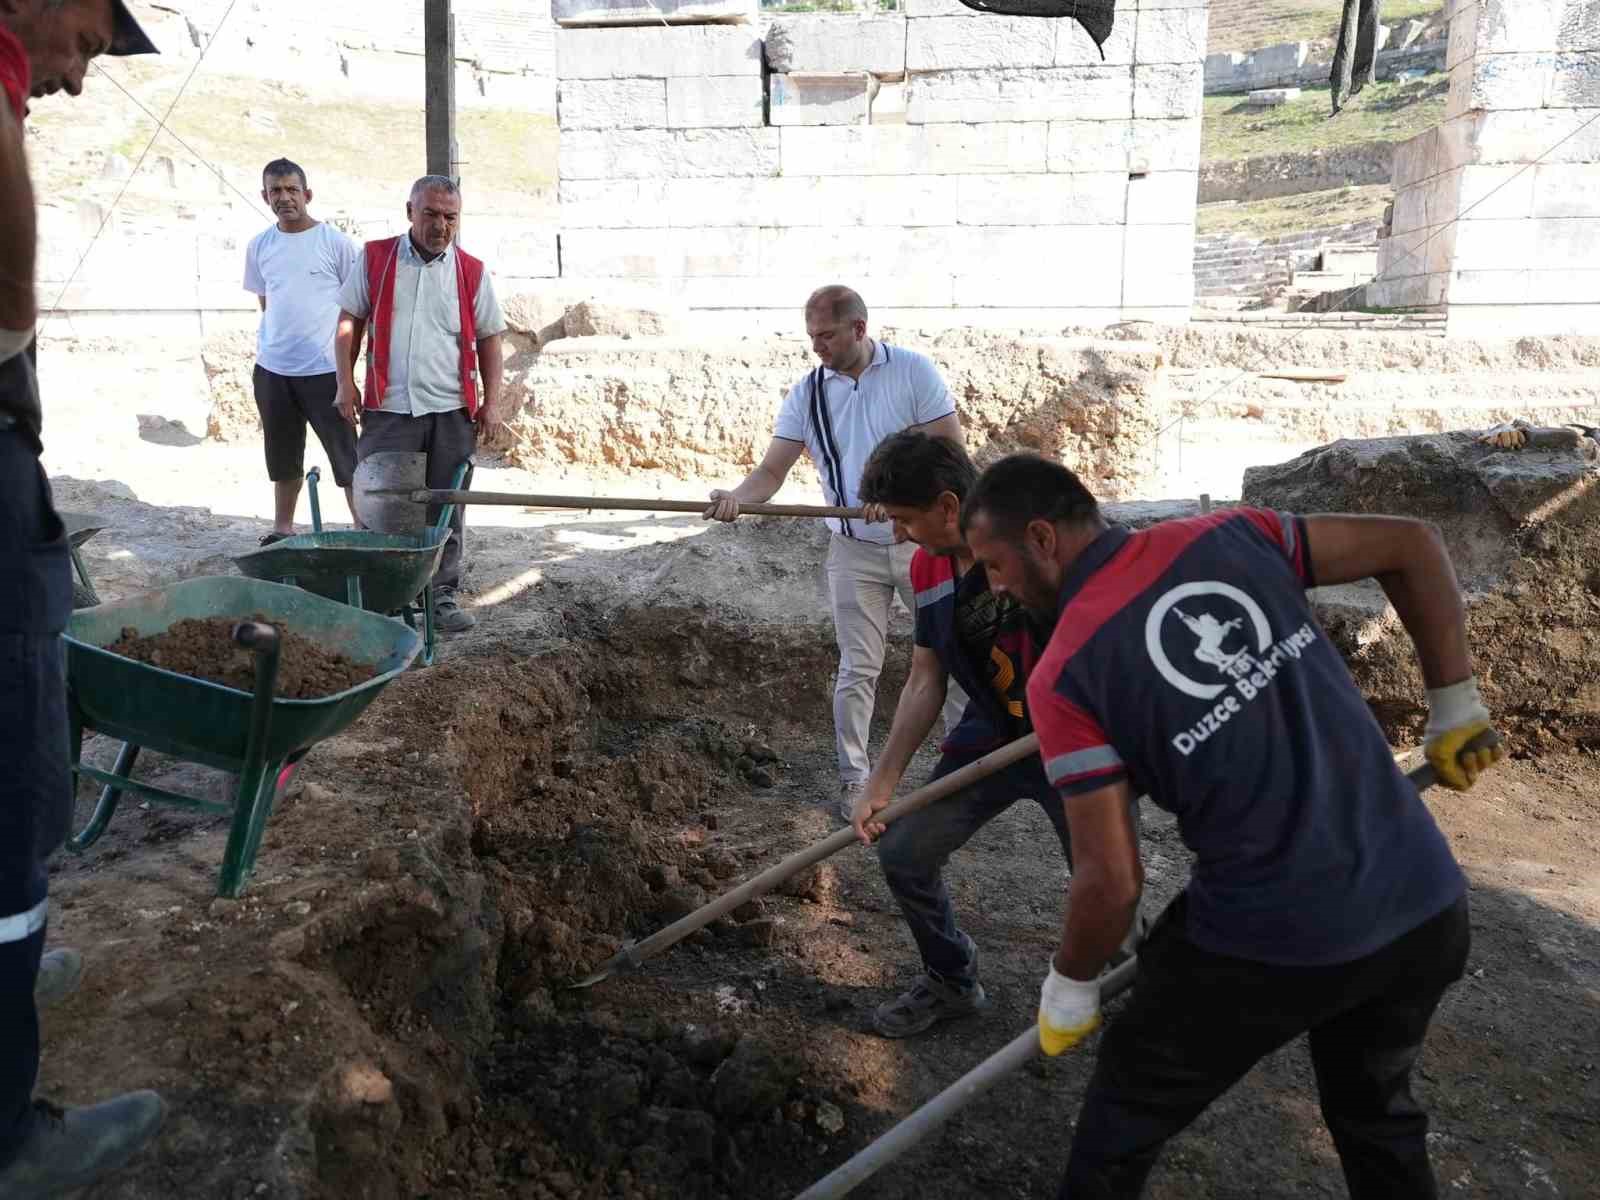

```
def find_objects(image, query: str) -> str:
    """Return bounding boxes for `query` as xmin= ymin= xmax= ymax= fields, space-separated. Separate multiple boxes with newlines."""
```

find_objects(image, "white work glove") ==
xmin=1423 ymin=677 xmax=1505 ymax=792
xmin=1038 ymin=962 xmax=1101 ymax=1056
xmin=1478 ymin=421 xmax=1528 ymax=450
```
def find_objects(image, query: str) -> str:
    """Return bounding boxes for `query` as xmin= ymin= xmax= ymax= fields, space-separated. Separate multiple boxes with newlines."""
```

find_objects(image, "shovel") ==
xmin=352 ymin=452 xmax=863 ymax=531
xmin=792 ymin=740 xmax=1502 ymax=1200
xmin=569 ymin=734 xmax=1042 ymax=989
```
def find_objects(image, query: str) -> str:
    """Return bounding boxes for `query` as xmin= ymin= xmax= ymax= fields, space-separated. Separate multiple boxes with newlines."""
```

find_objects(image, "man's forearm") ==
xmin=730 ymin=467 xmax=783 ymax=504
xmin=1055 ymin=877 xmax=1140 ymax=981
xmin=0 ymin=106 xmax=36 ymax=332
xmin=866 ymin=665 xmax=947 ymax=794
xmin=478 ymin=335 xmax=503 ymax=408
xmin=336 ymin=314 xmax=364 ymax=386
xmin=1376 ymin=523 xmax=1473 ymax=690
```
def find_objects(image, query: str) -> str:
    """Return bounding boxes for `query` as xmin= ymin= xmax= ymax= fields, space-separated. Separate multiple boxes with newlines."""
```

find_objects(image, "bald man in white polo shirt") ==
xmin=706 ymin=286 xmax=966 ymax=819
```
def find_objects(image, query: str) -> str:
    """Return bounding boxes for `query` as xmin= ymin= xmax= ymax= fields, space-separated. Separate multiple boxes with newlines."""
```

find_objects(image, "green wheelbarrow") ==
xmin=65 ymin=576 xmax=422 ymax=897
xmin=231 ymin=461 xmax=467 ymax=667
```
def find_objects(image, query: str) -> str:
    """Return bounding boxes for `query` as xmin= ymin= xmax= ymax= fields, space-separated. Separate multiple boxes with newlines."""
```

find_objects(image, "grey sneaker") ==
xmin=33 ymin=948 xmax=83 ymax=1009
xmin=837 ymin=784 xmax=863 ymax=824
xmin=872 ymin=974 xmax=988 ymax=1039
xmin=433 ymin=591 xmax=477 ymax=633
xmin=0 ymin=1092 xmax=165 ymax=1195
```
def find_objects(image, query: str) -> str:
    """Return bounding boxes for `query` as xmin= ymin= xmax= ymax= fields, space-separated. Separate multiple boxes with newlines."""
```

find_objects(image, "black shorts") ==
xmin=252 ymin=365 xmax=357 ymax=486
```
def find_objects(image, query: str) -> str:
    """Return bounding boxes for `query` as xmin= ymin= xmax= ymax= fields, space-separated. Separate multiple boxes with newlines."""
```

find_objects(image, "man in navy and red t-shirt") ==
xmin=962 ymin=454 xmax=1504 ymax=1199
xmin=848 ymin=433 xmax=1138 ymax=1039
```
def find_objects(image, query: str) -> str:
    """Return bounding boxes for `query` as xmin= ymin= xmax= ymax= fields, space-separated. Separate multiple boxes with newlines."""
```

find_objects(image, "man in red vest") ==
xmin=334 ymin=175 xmax=507 ymax=633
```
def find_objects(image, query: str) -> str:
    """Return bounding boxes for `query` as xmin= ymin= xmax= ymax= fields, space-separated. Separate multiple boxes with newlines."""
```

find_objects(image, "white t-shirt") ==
xmin=337 ymin=235 xmax=508 ymax=416
xmin=773 ymin=341 xmax=955 ymax=544
xmin=242 ymin=222 xmax=358 ymax=377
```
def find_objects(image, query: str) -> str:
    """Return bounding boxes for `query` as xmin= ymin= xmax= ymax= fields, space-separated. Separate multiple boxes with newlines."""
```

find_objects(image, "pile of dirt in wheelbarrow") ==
xmin=107 ymin=615 xmax=378 ymax=698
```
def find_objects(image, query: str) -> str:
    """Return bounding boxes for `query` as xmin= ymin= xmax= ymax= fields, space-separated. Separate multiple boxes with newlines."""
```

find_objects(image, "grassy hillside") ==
xmin=1202 ymin=74 xmax=1448 ymax=161
xmin=1206 ymin=0 xmax=1444 ymax=56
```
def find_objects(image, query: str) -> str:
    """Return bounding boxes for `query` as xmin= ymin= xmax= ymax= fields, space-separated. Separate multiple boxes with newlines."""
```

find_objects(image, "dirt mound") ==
xmin=1243 ymin=432 xmax=1600 ymax=750
xmin=107 ymin=615 xmax=377 ymax=697
xmin=201 ymin=329 xmax=260 ymax=443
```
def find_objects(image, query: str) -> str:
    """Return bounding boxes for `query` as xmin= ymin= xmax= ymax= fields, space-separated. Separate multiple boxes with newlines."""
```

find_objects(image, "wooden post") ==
xmin=424 ymin=0 xmax=458 ymax=182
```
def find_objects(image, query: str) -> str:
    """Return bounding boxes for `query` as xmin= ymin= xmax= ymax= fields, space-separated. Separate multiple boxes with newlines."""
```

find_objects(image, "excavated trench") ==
xmin=288 ymin=605 xmax=907 ymax=1200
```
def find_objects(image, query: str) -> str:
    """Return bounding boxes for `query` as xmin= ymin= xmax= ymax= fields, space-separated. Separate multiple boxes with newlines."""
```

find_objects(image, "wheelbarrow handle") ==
xmin=406 ymin=489 xmax=865 ymax=520
xmin=231 ymin=621 xmax=281 ymax=654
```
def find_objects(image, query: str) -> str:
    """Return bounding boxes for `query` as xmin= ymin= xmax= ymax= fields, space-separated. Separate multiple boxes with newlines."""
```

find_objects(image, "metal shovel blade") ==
xmin=352 ymin=452 xmax=430 ymax=534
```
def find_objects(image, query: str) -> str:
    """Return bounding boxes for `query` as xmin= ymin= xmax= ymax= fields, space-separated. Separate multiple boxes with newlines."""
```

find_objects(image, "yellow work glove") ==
xmin=1423 ymin=678 xmax=1506 ymax=792
xmin=1478 ymin=422 xmax=1528 ymax=450
xmin=1038 ymin=963 xmax=1101 ymax=1056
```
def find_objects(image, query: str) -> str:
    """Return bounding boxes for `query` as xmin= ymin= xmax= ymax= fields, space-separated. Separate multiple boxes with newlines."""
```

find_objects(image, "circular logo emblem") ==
xmin=1143 ymin=582 xmax=1274 ymax=701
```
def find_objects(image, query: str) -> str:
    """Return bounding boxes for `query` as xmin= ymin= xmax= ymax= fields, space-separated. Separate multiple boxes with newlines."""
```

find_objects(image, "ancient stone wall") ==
xmin=555 ymin=0 xmax=1209 ymax=326
xmin=1371 ymin=0 xmax=1600 ymax=334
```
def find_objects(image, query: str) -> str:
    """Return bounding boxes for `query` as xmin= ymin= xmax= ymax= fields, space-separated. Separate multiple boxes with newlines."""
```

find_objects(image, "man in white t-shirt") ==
xmin=706 ymin=285 xmax=966 ymax=817
xmin=242 ymin=158 xmax=358 ymax=542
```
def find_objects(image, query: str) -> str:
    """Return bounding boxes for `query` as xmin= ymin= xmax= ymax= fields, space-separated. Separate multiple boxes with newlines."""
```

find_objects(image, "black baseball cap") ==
xmin=110 ymin=0 xmax=159 ymax=56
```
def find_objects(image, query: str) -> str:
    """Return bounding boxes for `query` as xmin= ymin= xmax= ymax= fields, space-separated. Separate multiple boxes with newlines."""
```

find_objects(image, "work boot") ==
xmin=32 ymin=948 xmax=83 ymax=1009
xmin=433 ymin=590 xmax=477 ymax=633
xmin=0 ymin=1092 xmax=165 ymax=1196
xmin=872 ymin=973 xmax=988 ymax=1039
xmin=837 ymin=783 xmax=863 ymax=825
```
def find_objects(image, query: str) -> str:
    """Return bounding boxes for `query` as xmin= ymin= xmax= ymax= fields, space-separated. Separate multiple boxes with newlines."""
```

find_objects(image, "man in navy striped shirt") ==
xmin=962 ymin=453 xmax=1504 ymax=1199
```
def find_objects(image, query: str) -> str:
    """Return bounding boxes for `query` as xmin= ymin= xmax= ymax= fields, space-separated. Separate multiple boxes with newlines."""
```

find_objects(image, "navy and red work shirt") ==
xmin=1026 ymin=508 xmax=1466 ymax=966
xmin=912 ymin=548 xmax=1035 ymax=758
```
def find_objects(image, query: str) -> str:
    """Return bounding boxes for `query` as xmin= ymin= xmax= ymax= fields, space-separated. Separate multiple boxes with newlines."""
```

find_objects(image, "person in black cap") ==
xmin=0 ymin=1 xmax=167 ymax=1194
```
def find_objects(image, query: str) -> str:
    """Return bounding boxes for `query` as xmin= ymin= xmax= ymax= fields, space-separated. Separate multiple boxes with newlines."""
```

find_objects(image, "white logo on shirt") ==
xmin=1144 ymin=582 xmax=1320 ymax=757
xmin=1144 ymin=582 xmax=1272 ymax=700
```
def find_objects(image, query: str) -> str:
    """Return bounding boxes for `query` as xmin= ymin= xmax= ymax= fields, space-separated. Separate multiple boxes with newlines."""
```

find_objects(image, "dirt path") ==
xmin=44 ymin=537 xmax=1600 ymax=1198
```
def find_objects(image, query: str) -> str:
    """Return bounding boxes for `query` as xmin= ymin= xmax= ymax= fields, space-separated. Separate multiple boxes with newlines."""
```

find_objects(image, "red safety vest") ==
xmin=362 ymin=236 xmax=486 ymax=416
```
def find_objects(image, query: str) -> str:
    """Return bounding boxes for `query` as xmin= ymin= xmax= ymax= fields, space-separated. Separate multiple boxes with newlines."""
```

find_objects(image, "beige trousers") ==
xmin=825 ymin=533 xmax=967 ymax=788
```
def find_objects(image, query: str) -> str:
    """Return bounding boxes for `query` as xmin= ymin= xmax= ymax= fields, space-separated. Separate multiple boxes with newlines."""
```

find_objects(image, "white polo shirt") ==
xmin=337 ymin=235 xmax=508 ymax=416
xmin=773 ymin=341 xmax=955 ymax=544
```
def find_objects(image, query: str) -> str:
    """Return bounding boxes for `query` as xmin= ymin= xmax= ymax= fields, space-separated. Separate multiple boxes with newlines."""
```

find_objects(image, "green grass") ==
xmin=1197 ymin=184 xmax=1392 ymax=237
xmin=1201 ymin=74 xmax=1448 ymax=161
xmin=1206 ymin=0 xmax=1445 ymax=55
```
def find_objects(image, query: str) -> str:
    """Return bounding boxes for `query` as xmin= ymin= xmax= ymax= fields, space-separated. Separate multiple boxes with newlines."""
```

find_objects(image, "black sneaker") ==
xmin=871 ymin=974 xmax=988 ymax=1039
xmin=433 ymin=592 xmax=477 ymax=633
xmin=33 ymin=948 xmax=82 ymax=1009
xmin=0 ymin=1092 xmax=165 ymax=1195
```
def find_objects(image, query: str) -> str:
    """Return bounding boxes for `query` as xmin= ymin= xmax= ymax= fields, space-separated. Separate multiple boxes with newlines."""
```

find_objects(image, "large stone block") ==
xmin=757 ymin=225 xmax=945 ymax=279
xmin=553 ymin=0 xmax=755 ymax=26
xmin=559 ymin=178 xmax=670 ymax=228
xmin=950 ymin=225 xmax=1124 ymax=289
xmin=558 ymin=78 xmax=667 ymax=129
xmin=1135 ymin=6 xmax=1208 ymax=65
xmin=905 ymin=16 xmax=1054 ymax=71
xmin=955 ymin=171 xmax=1128 ymax=226
xmin=676 ymin=273 xmax=956 ymax=309
xmin=769 ymin=74 xmax=873 ymax=127
xmin=558 ymin=227 xmax=762 ymax=277
xmin=1471 ymin=107 xmax=1600 ymax=165
xmin=1058 ymin=11 xmax=1135 ymax=67
xmin=1456 ymin=163 xmax=1535 ymax=220
xmin=1122 ymin=270 xmax=1193 ymax=308
xmin=1452 ymin=216 xmax=1537 ymax=271
xmin=1447 ymin=51 xmax=1553 ymax=120
xmin=1127 ymin=116 xmax=1202 ymax=172
xmin=779 ymin=122 xmax=1048 ymax=176
xmin=1390 ymin=127 xmax=1439 ymax=188
xmin=1531 ymin=215 xmax=1600 ymax=267
xmin=1532 ymin=163 xmax=1600 ymax=219
xmin=667 ymin=76 xmax=764 ymax=128
xmin=557 ymin=25 xmax=762 ymax=79
xmin=560 ymin=128 xmax=781 ymax=179
xmin=907 ymin=66 xmax=1131 ymax=124
xmin=1124 ymin=170 xmax=1198 ymax=224
xmin=765 ymin=17 xmax=907 ymax=76
xmin=657 ymin=174 xmax=957 ymax=227
xmin=903 ymin=0 xmax=967 ymax=16
xmin=1121 ymin=221 xmax=1194 ymax=279
xmin=1446 ymin=301 xmax=1600 ymax=337
xmin=1047 ymin=119 xmax=1132 ymax=170
xmin=488 ymin=227 xmax=561 ymax=279
xmin=1548 ymin=51 xmax=1600 ymax=108
xmin=1134 ymin=62 xmax=1202 ymax=119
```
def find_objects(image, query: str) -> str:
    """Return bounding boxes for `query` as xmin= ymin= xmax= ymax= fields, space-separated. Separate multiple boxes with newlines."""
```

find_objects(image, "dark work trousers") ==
xmin=0 ymin=429 xmax=74 ymax=1169
xmin=1331 ymin=0 xmax=1381 ymax=112
xmin=1060 ymin=893 xmax=1471 ymax=1200
xmin=878 ymin=752 xmax=1071 ymax=985
xmin=356 ymin=408 xmax=476 ymax=593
